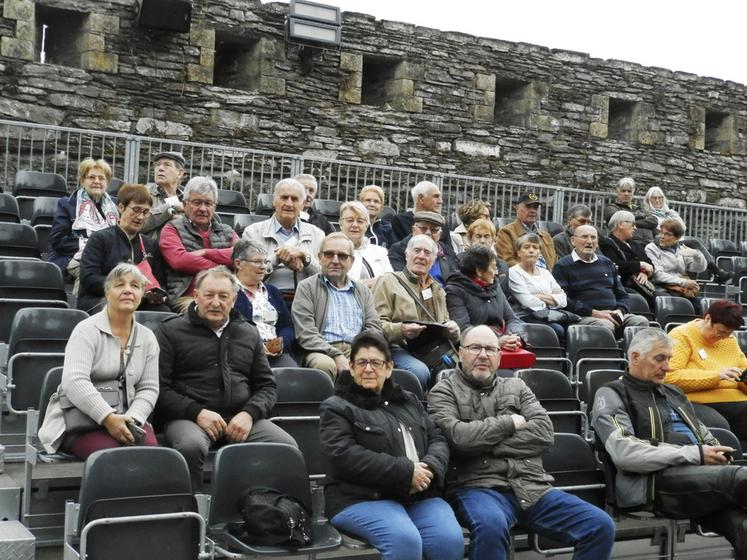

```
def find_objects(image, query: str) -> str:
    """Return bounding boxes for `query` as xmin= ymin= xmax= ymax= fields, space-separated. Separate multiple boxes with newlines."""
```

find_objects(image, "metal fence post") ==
xmin=552 ymin=190 xmax=565 ymax=224
xmin=123 ymin=136 xmax=142 ymax=183
xmin=290 ymin=156 xmax=303 ymax=177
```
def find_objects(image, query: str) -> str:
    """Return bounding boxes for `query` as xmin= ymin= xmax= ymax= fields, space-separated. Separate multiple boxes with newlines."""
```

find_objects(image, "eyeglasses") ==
xmin=463 ymin=344 xmax=500 ymax=357
xmin=84 ymin=174 xmax=107 ymax=183
xmin=659 ymin=231 xmax=677 ymax=238
xmin=127 ymin=206 xmax=151 ymax=217
xmin=187 ymin=199 xmax=215 ymax=208
xmin=414 ymin=223 xmax=442 ymax=234
xmin=353 ymin=359 xmax=387 ymax=369
xmin=321 ymin=251 xmax=352 ymax=262
xmin=342 ymin=217 xmax=368 ymax=226
xmin=244 ymin=259 xmax=271 ymax=267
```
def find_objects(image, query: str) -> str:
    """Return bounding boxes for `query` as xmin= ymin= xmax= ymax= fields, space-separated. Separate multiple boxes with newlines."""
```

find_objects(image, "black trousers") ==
xmin=655 ymin=465 xmax=747 ymax=557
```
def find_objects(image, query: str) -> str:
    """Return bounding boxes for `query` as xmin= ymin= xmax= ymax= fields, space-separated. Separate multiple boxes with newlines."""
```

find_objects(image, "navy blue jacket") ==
xmin=552 ymin=254 xmax=630 ymax=316
xmin=233 ymin=283 xmax=295 ymax=351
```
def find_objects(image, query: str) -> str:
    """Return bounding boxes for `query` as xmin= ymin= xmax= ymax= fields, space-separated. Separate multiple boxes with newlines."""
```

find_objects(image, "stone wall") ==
xmin=1 ymin=0 xmax=746 ymax=207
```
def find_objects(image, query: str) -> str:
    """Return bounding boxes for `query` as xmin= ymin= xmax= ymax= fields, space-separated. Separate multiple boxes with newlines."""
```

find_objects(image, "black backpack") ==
xmin=229 ymin=487 xmax=312 ymax=546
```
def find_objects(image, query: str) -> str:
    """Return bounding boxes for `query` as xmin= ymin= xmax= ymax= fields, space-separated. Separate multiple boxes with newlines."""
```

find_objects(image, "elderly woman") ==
xmin=603 ymin=176 xmax=658 ymax=243
xmin=668 ymin=300 xmax=747 ymax=444
xmin=465 ymin=218 xmax=509 ymax=293
xmin=77 ymin=183 xmax=168 ymax=314
xmin=451 ymin=201 xmax=491 ymax=254
xmin=373 ymin=235 xmax=460 ymax=390
xmin=509 ymin=233 xmax=571 ymax=342
xmin=599 ymin=210 xmax=656 ymax=308
xmin=320 ymin=331 xmax=464 ymax=560
xmin=642 ymin=186 xmax=682 ymax=228
xmin=38 ymin=264 xmax=159 ymax=458
xmin=339 ymin=200 xmax=393 ymax=286
xmin=49 ymin=158 xmax=119 ymax=277
xmin=447 ymin=244 xmax=526 ymax=344
xmin=359 ymin=184 xmax=396 ymax=248
xmin=232 ymin=239 xmax=297 ymax=367
xmin=645 ymin=218 xmax=707 ymax=313
xmin=242 ymin=178 xmax=325 ymax=301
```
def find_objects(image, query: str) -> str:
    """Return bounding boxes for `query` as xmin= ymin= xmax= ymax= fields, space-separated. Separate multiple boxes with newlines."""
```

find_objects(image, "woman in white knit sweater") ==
xmin=39 ymin=263 xmax=160 ymax=457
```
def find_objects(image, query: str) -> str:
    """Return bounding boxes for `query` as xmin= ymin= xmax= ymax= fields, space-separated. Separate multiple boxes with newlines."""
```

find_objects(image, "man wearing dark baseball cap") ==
xmin=495 ymin=192 xmax=557 ymax=269
xmin=387 ymin=210 xmax=459 ymax=286
xmin=142 ymin=151 xmax=187 ymax=238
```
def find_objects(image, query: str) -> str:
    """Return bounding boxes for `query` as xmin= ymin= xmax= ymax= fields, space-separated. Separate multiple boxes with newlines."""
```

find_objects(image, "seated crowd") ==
xmin=38 ymin=156 xmax=747 ymax=559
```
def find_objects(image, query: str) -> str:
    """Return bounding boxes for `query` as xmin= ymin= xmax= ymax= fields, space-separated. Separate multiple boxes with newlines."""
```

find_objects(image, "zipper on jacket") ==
xmin=676 ymin=406 xmax=704 ymax=444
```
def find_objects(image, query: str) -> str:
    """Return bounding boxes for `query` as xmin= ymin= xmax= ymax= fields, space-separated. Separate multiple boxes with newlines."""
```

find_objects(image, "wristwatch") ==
xmin=301 ymin=253 xmax=311 ymax=267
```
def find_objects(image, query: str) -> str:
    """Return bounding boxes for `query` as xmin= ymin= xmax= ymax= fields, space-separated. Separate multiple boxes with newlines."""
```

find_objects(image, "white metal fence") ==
xmin=2 ymin=118 xmax=745 ymax=242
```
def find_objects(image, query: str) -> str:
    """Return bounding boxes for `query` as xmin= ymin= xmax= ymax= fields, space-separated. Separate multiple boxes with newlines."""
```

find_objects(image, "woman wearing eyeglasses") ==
xmin=49 ymin=158 xmax=119 ymax=278
xmin=77 ymin=183 xmax=168 ymax=314
xmin=338 ymin=201 xmax=393 ymax=287
xmin=320 ymin=330 xmax=464 ymax=560
xmin=231 ymin=239 xmax=297 ymax=367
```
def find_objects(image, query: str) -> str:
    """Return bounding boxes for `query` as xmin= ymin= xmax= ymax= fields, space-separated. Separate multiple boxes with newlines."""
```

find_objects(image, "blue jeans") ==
xmin=331 ymin=498 xmax=464 ymax=560
xmin=451 ymin=487 xmax=615 ymax=560
xmin=391 ymin=347 xmax=431 ymax=391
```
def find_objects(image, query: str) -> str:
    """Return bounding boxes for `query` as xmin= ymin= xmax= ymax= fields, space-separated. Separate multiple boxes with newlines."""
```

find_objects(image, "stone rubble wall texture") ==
xmin=1 ymin=0 xmax=746 ymax=208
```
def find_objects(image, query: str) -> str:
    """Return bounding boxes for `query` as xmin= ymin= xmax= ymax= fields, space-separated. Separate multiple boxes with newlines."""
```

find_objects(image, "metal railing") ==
xmin=2 ymin=118 xmax=745 ymax=242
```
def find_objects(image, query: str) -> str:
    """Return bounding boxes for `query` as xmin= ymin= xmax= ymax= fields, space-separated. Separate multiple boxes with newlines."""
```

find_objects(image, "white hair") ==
xmin=642 ymin=186 xmax=671 ymax=213
xmin=410 ymin=181 xmax=439 ymax=204
xmin=608 ymin=210 xmax=636 ymax=230
xmin=183 ymin=176 xmax=218 ymax=201
xmin=627 ymin=328 xmax=671 ymax=361
xmin=617 ymin=177 xmax=635 ymax=191
xmin=273 ymin=178 xmax=305 ymax=201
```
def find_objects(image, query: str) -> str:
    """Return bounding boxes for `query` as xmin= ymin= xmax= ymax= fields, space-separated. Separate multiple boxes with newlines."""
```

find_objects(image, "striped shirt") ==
xmin=321 ymin=276 xmax=363 ymax=343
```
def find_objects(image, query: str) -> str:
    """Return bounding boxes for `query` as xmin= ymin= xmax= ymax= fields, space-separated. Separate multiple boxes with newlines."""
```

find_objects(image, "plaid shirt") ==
xmin=321 ymin=276 xmax=363 ymax=343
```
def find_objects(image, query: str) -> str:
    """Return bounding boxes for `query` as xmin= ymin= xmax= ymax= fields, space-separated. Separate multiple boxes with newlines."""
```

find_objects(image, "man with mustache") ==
xmin=428 ymin=325 xmax=615 ymax=560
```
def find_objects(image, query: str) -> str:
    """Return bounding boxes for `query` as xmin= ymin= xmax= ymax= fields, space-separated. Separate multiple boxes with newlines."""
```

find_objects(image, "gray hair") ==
xmin=292 ymin=173 xmax=317 ymax=189
xmin=617 ymin=177 xmax=635 ymax=191
xmin=627 ymin=327 xmax=672 ymax=361
xmin=514 ymin=232 xmax=541 ymax=253
xmin=104 ymin=263 xmax=148 ymax=294
xmin=321 ymin=232 xmax=355 ymax=254
xmin=359 ymin=184 xmax=385 ymax=204
xmin=566 ymin=204 xmax=592 ymax=222
xmin=339 ymin=200 xmax=371 ymax=226
xmin=183 ymin=176 xmax=218 ymax=201
xmin=642 ymin=186 xmax=671 ymax=213
xmin=410 ymin=181 xmax=439 ymax=204
xmin=273 ymin=178 xmax=305 ymax=201
xmin=232 ymin=239 xmax=268 ymax=262
xmin=608 ymin=210 xmax=636 ymax=231
xmin=194 ymin=265 xmax=239 ymax=294
xmin=405 ymin=233 xmax=438 ymax=255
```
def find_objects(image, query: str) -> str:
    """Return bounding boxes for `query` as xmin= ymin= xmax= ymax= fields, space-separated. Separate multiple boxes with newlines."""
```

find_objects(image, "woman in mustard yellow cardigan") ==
xmin=667 ymin=300 xmax=747 ymax=442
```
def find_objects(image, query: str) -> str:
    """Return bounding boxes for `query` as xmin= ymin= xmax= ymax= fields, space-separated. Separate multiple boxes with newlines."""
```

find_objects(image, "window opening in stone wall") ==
xmin=213 ymin=32 xmax=261 ymax=91
xmin=361 ymin=56 xmax=399 ymax=107
xmin=493 ymin=79 xmax=535 ymax=127
xmin=607 ymin=98 xmax=638 ymax=141
xmin=35 ymin=5 xmax=86 ymax=68
xmin=704 ymin=110 xmax=736 ymax=155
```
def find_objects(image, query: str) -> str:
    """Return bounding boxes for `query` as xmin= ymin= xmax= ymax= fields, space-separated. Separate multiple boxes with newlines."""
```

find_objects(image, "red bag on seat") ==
xmin=498 ymin=347 xmax=536 ymax=369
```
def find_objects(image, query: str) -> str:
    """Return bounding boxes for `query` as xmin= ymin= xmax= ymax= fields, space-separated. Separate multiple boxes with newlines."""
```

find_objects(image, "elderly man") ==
xmin=553 ymin=204 xmax=593 ymax=258
xmin=374 ymin=234 xmax=460 ymax=390
xmin=242 ymin=178 xmax=326 ymax=301
xmin=428 ymin=325 xmax=615 ymax=560
xmin=388 ymin=211 xmax=459 ymax=286
xmin=159 ymin=176 xmax=237 ymax=308
xmin=142 ymin=151 xmax=186 ymax=238
xmin=552 ymin=224 xmax=649 ymax=334
xmin=390 ymin=181 xmax=446 ymax=242
xmin=292 ymin=233 xmax=381 ymax=378
xmin=156 ymin=266 xmax=296 ymax=489
xmin=495 ymin=193 xmax=557 ymax=269
xmin=603 ymin=177 xmax=658 ymax=243
xmin=294 ymin=173 xmax=335 ymax=235
xmin=592 ymin=327 xmax=747 ymax=556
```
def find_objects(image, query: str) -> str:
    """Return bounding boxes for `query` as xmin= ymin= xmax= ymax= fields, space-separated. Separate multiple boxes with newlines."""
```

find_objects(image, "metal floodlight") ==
xmin=287 ymin=0 xmax=341 ymax=49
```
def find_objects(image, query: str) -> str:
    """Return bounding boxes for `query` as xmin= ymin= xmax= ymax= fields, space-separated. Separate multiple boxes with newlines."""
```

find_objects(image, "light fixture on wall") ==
xmin=286 ymin=0 xmax=341 ymax=73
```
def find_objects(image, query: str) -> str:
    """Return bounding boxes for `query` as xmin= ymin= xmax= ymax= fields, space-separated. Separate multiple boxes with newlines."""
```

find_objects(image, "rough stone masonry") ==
xmin=0 ymin=0 xmax=746 ymax=208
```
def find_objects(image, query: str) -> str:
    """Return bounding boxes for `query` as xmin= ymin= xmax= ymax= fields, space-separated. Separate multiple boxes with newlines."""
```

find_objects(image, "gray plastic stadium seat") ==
xmin=0 ymin=193 xmax=20 ymax=223
xmin=0 ymin=223 xmax=40 ymax=258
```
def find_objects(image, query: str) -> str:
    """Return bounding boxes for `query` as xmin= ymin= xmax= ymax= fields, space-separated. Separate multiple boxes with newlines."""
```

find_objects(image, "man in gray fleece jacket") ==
xmin=292 ymin=233 xmax=381 ymax=378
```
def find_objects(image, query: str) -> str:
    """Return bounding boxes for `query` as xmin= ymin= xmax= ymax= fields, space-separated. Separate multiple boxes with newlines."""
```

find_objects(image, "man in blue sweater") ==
xmin=552 ymin=225 xmax=648 ymax=334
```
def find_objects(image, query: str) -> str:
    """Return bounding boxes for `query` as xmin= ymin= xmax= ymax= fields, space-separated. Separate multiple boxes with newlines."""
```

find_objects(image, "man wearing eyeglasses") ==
xmin=292 ymin=233 xmax=382 ymax=378
xmin=159 ymin=176 xmax=237 ymax=308
xmin=142 ymin=151 xmax=187 ymax=239
xmin=428 ymin=325 xmax=615 ymax=560
xmin=388 ymin=211 xmax=459 ymax=286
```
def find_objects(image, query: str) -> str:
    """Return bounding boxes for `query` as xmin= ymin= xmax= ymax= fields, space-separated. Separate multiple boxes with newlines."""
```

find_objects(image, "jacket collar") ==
xmin=456 ymin=366 xmax=498 ymax=390
xmin=334 ymin=370 xmax=408 ymax=410
xmin=622 ymin=371 xmax=665 ymax=396
xmin=186 ymin=301 xmax=243 ymax=328
xmin=91 ymin=307 xmax=140 ymax=346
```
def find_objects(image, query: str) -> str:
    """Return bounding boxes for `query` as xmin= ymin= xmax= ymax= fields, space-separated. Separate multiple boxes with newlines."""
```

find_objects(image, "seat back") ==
xmin=217 ymin=189 xmax=249 ymax=214
xmin=654 ymin=296 xmax=698 ymax=332
xmin=627 ymin=291 xmax=653 ymax=319
xmin=270 ymin=417 xmax=324 ymax=478
xmin=708 ymin=238 xmax=740 ymax=259
xmin=586 ymin=369 xmax=624 ymax=411
xmin=378 ymin=206 xmax=396 ymax=222
xmin=135 ymin=310 xmax=177 ymax=333
xmin=210 ymin=443 xmax=312 ymax=525
xmin=542 ymin=433 xmax=605 ymax=507
xmin=8 ymin=353 xmax=65 ymax=413
xmin=254 ymin=193 xmax=275 ymax=215
xmin=106 ymin=178 xmax=125 ymax=197
xmin=232 ymin=213 xmax=269 ymax=235
xmin=523 ymin=322 xmax=562 ymax=353
xmin=391 ymin=369 xmax=424 ymax=400
xmin=30 ymin=196 xmax=60 ymax=226
xmin=313 ymin=199 xmax=342 ymax=221
xmin=735 ymin=331 xmax=747 ymax=355
xmin=271 ymin=367 xmax=334 ymax=417
xmin=517 ymin=368 xmax=585 ymax=435
xmin=0 ymin=223 xmax=40 ymax=258
xmin=38 ymin=366 xmax=63 ymax=426
xmin=0 ymin=193 xmax=20 ymax=223
xmin=539 ymin=221 xmax=563 ymax=237
xmin=0 ymin=259 xmax=67 ymax=300
xmin=0 ymin=299 xmax=69 ymax=343
xmin=34 ymin=224 xmax=52 ymax=258
xmin=13 ymin=170 xmax=67 ymax=198
xmin=566 ymin=325 xmax=620 ymax=363
xmin=622 ymin=325 xmax=654 ymax=354
xmin=709 ymin=428 xmax=744 ymax=458
xmin=493 ymin=217 xmax=512 ymax=229
xmin=8 ymin=307 xmax=87 ymax=357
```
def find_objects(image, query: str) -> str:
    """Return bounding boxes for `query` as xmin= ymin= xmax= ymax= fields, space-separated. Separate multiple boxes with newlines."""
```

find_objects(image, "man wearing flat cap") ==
xmin=495 ymin=193 xmax=557 ymax=269
xmin=388 ymin=211 xmax=459 ymax=286
xmin=142 ymin=151 xmax=187 ymax=239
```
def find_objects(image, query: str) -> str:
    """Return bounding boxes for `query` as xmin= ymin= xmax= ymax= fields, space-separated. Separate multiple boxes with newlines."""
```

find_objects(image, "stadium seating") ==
xmin=30 ymin=196 xmax=60 ymax=226
xmin=134 ymin=310 xmax=177 ymax=333
xmin=654 ymin=296 xmax=699 ymax=332
xmin=254 ymin=193 xmax=275 ymax=215
xmin=270 ymin=367 xmax=334 ymax=417
xmin=538 ymin=220 xmax=564 ymax=237
xmin=517 ymin=369 xmax=586 ymax=436
xmin=216 ymin=189 xmax=249 ymax=214
xmin=567 ymin=325 xmax=627 ymax=402
xmin=0 ymin=223 xmax=40 ymax=259
xmin=232 ymin=213 xmax=269 ymax=235
xmin=0 ymin=192 xmax=20 ymax=223
xmin=13 ymin=170 xmax=68 ymax=221
xmin=313 ymin=199 xmax=343 ymax=222
xmin=391 ymin=368 xmax=424 ymax=400
xmin=106 ymin=177 xmax=125 ymax=197
xmin=522 ymin=323 xmax=572 ymax=376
